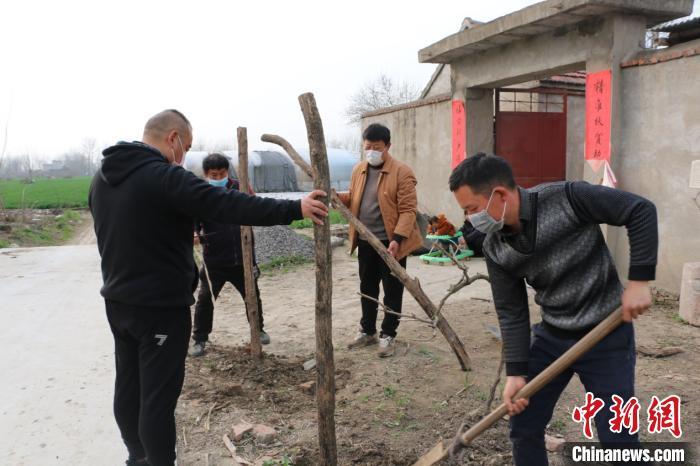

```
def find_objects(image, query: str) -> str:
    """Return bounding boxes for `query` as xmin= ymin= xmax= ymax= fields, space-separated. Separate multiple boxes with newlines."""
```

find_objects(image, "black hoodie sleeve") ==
xmin=160 ymin=165 xmax=303 ymax=226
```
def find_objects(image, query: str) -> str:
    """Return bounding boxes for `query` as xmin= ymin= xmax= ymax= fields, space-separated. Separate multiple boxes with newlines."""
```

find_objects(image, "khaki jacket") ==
xmin=337 ymin=153 xmax=422 ymax=260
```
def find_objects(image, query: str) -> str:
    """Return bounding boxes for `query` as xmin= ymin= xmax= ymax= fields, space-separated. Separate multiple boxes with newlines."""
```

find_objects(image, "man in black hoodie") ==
xmin=89 ymin=109 xmax=327 ymax=466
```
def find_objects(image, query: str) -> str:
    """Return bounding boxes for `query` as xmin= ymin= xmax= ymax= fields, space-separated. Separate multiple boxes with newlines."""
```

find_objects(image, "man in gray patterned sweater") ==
xmin=449 ymin=153 xmax=657 ymax=466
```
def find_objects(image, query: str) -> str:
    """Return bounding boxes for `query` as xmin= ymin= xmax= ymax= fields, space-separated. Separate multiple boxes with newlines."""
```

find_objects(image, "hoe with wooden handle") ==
xmin=413 ymin=308 xmax=625 ymax=466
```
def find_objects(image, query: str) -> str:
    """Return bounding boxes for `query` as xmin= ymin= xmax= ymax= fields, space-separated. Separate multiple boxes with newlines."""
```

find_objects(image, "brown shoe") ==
xmin=377 ymin=335 xmax=395 ymax=358
xmin=347 ymin=330 xmax=378 ymax=349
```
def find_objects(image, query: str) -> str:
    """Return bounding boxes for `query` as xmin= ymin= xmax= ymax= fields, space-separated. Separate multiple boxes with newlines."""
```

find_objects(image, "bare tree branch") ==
xmin=263 ymin=132 xmax=472 ymax=370
xmin=345 ymin=73 xmax=420 ymax=124
xmin=433 ymin=242 xmax=490 ymax=316
xmin=357 ymin=292 xmax=437 ymax=327
xmin=486 ymin=348 xmax=505 ymax=412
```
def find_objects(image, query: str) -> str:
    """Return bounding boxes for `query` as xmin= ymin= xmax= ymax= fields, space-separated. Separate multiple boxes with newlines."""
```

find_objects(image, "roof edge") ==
xmin=621 ymin=37 xmax=700 ymax=68
xmin=419 ymin=0 xmax=693 ymax=64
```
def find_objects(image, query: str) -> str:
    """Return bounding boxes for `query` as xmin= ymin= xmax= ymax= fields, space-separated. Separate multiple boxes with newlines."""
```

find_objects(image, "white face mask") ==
xmin=171 ymin=135 xmax=187 ymax=166
xmin=468 ymin=190 xmax=507 ymax=234
xmin=365 ymin=150 xmax=384 ymax=166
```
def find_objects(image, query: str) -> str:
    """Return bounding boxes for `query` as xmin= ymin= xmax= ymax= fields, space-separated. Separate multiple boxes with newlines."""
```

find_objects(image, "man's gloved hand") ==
xmin=253 ymin=265 xmax=261 ymax=280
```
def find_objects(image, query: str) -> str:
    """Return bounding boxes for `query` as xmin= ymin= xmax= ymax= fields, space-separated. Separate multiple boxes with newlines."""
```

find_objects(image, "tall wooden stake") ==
xmin=298 ymin=93 xmax=337 ymax=465
xmin=237 ymin=127 xmax=262 ymax=359
xmin=260 ymin=135 xmax=472 ymax=371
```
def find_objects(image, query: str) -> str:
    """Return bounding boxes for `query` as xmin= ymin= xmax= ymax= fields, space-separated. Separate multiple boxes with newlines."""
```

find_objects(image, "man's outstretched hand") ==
xmin=301 ymin=190 xmax=329 ymax=225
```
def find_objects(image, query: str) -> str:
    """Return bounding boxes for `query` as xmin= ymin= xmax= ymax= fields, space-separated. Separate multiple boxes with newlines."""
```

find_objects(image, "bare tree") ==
xmin=61 ymin=151 xmax=90 ymax=176
xmin=19 ymin=154 xmax=35 ymax=181
xmin=345 ymin=73 xmax=420 ymax=124
xmin=81 ymin=138 xmax=98 ymax=175
xmin=0 ymin=108 xmax=9 ymax=175
xmin=0 ymin=156 xmax=21 ymax=179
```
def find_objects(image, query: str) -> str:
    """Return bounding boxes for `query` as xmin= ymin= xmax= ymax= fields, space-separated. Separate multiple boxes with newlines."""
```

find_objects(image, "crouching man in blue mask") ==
xmin=190 ymin=152 xmax=268 ymax=357
xmin=449 ymin=153 xmax=658 ymax=466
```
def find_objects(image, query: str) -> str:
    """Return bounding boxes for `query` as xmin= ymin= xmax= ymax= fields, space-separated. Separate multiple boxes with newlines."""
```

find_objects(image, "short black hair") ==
xmin=202 ymin=152 xmax=230 ymax=173
xmin=362 ymin=123 xmax=391 ymax=145
xmin=448 ymin=153 xmax=516 ymax=194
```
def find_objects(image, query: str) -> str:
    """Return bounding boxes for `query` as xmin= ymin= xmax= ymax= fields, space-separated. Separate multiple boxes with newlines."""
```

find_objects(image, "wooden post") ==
xmin=237 ymin=127 xmax=262 ymax=359
xmin=260 ymin=134 xmax=472 ymax=371
xmin=298 ymin=93 xmax=337 ymax=466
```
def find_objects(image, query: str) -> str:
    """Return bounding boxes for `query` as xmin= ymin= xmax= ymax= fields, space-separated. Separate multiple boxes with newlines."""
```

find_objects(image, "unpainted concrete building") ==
xmin=362 ymin=0 xmax=700 ymax=293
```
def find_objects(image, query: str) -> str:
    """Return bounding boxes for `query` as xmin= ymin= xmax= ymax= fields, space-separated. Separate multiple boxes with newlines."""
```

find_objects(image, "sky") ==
xmin=0 ymin=0 xmax=609 ymax=160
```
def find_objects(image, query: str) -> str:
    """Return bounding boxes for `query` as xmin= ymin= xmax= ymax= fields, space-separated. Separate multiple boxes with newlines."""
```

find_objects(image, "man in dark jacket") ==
xmin=449 ymin=153 xmax=657 ymax=466
xmin=89 ymin=109 xmax=327 ymax=466
xmin=190 ymin=152 xmax=268 ymax=357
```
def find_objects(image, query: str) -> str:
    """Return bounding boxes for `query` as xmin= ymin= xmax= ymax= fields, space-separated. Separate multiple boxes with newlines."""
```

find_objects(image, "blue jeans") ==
xmin=510 ymin=322 xmax=639 ymax=466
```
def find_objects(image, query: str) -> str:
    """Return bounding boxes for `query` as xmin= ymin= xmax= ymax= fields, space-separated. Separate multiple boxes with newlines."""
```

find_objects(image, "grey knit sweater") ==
xmin=358 ymin=166 xmax=388 ymax=241
xmin=483 ymin=182 xmax=658 ymax=376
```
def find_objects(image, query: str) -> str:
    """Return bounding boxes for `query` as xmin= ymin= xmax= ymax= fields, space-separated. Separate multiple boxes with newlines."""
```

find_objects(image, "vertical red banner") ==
xmin=584 ymin=70 xmax=612 ymax=171
xmin=452 ymin=99 xmax=466 ymax=169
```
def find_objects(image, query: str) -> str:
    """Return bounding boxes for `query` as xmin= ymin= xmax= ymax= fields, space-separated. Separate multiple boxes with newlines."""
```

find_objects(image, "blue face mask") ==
xmin=468 ymin=190 xmax=506 ymax=234
xmin=208 ymin=178 xmax=228 ymax=188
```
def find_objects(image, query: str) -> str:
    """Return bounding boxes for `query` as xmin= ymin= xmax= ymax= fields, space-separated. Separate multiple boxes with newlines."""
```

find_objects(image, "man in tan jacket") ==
xmin=338 ymin=123 xmax=422 ymax=357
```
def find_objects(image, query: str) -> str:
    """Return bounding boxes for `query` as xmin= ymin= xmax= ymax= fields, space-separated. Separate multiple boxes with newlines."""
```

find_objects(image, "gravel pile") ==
xmin=252 ymin=225 xmax=315 ymax=265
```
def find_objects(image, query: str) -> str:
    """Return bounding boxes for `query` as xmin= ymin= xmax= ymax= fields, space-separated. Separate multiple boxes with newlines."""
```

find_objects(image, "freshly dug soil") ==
xmin=177 ymin=249 xmax=700 ymax=465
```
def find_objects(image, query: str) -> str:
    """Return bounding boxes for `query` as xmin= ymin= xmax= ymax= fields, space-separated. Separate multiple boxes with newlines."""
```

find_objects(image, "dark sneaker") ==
xmin=188 ymin=341 xmax=206 ymax=357
xmin=260 ymin=331 xmax=271 ymax=345
xmin=377 ymin=335 xmax=395 ymax=358
xmin=347 ymin=330 xmax=378 ymax=349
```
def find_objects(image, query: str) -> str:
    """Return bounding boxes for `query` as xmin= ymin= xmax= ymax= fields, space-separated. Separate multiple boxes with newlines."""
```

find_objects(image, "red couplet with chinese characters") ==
xmin=585 ymin=70 xmax=612 ymax=171
xmin=452 ymin=99 xmax=466 ymax=169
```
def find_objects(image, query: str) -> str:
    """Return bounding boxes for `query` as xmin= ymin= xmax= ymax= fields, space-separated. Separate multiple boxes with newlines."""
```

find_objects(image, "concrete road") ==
xmin=0 ymin=245 xmax=123 ymax=465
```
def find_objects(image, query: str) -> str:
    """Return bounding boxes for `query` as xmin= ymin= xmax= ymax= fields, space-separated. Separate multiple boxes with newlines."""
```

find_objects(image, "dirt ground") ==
xmin=176 ymin=238 xmax=700 ymax=465
xmin=0 ymin=208 xmax=93 ymax=248
xmin=68 ymin=211 xmax=97 ymax=245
